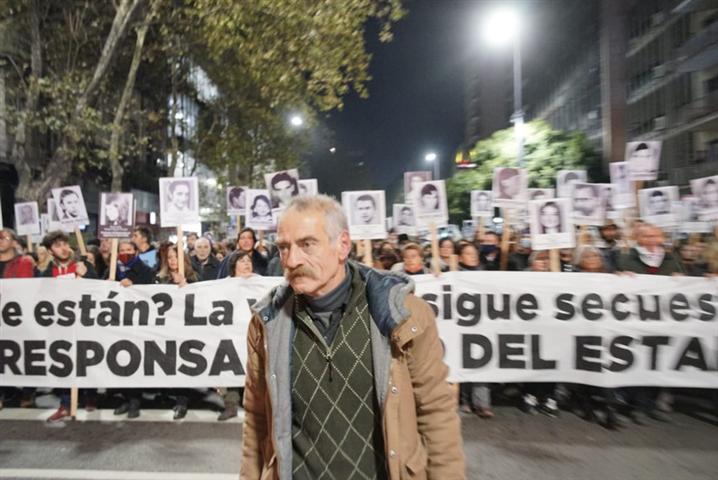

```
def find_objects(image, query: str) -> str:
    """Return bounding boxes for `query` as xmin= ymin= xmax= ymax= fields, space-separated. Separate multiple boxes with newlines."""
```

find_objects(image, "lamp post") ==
xmin=289 ymin=114 xmax=304 ymax=128
xmin=425 ymin=152 xmax=439 ymax=179
xmin=484 ymin=7 xmax=524 ymax=167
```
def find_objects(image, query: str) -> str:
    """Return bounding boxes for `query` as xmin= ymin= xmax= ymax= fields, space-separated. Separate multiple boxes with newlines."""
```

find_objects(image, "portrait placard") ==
xmin=412 ymin=180 xmax=449 ymax=229
xmin=51 ymin=185 xmax=90 ymax=228
xmin=626 ymin=141 xmax=661 ymax=181
xmin=470 ymin=190 xmax=493 ymax=217
xmin=298 ymin=179 xmax=318 ymax=196
xmin=529 ymin=198 xmax=575 ymax=251
xmin=159 ymin=177 xmax=200 ymax=227
xmin=571 ymin=182 xmax=605 ymax=226
xmin=556 ymin=170 xmax=587 ymax=198
xmin=264 ymin=169 xmax=300 ymax=210
xmin=245 ymin=189 xmax=276 ymax=231
xmin=680 ymin=196 xmax=711 ymax=233
xmin=14 ymin=202 xmax=40 ymax=236
xmin=609 ymin=161 xmax=635 ymax=208
xmin=226 ymin=186 xmax=247 ymax=216
xmin=492 ymin=168 xmax=527 ymax=207
xmin=99 ymin=193 xmax=134 ymax=239
xmin=393 ymin=203 xmax=416 ymax=235
xmin=527 ymin=188 xmax=555 ymax=201
xmin=690 ymin=175 xmax=718 ymax=221
xmin=404 ymin=171 xmax=432 ymax=205
xmin=342 ymin=190 xmax=387 ymax=240
xmin=639 ymin=186 xmax=678 ymax=227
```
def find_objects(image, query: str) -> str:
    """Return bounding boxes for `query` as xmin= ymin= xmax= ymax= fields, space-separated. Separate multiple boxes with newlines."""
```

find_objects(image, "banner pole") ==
xmin=108 ymin=238 xmax=119 ymax=281
xmin=430 ymin=222 xmax=441 ymax=275
xmin=363 ymin=239 xmax=373 ymax=266
xmin=177 ymin=225 xmax=185 ymax=278
xmin=549 ymin=249 xmax=561 ymax=272
xmin=27 ymin=235 xmax=32 ymax=254
xmin=449 ymin=253 xmax=459 ymax=272
xmin=500 ymin=209 xmax=511 ymax=271
xmin=478 ymin=216 xmax=485 ymax=242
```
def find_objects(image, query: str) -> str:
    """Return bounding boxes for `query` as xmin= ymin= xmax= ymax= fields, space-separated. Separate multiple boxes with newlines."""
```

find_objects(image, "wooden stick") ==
xmin=478 ymin=216 xmax=486 ymax=242
xmin=74 ymin=227 xmax=87 ymax=256
xmin=27 ymin=235 xmax=32 ymax=253
xmin=549 ymin=249 xmax=561 ymax=272
xmin=579 ymin=224 xmax=590 ymax=246
xmin=430 ymin=222 xmax=441 ymax=275
xmin=449 ymin=253 xmax=459 ymax=272
xmin=500 ymin=209 xmax=511 ymax=271
xmin=363 ymin=238 xmax=372 ymax=266
xmin=108 ymin=238 xmax=119 ymax=281
xmin=177 ymin=225 xmax=185 ymax=278
xmin=237 ymin=214 xmax=242 ymax=233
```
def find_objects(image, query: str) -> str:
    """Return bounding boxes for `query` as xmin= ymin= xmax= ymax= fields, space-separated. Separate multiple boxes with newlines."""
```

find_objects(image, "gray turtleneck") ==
xmin=301 ymin=264 xmax=352 ymax=345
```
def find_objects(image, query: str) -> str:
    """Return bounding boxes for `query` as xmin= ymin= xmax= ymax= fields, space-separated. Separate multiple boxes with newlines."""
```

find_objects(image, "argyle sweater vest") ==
xmin=291 ymin=282 xmax=387 ymax=480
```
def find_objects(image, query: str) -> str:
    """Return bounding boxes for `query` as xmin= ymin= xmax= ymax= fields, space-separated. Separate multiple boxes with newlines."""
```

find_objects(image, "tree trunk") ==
xmin=109 ymin=3 xmax=154 ymax=191
xmin=35 ymin=0 xmax=144 ymax=201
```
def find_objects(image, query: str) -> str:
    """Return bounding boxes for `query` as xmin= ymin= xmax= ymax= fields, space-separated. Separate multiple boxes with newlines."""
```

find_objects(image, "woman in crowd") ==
xmin=155 ymin=245 xmax=198 ymax=419
xmin=34 ymin=245 xmax=52 ymax=273
xmin=391 ymin=242 xmax=429 ymax=275
xmin=431 ymin=238 xmax=455 ymax=272
xmin=458 ymin=243 xmax=480 ymax=271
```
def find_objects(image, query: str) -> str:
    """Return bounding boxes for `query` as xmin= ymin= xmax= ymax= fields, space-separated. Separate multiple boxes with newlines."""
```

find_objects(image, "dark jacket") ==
xmin=191 ymin=254 xmax=221 ymax=281
xmin=107 ymin=257 xmax=155 ymax=285
xmin=216 ymin=249 xmax=268 ymax=278
xmin=617 ymin=248 xmax=684 ymax=275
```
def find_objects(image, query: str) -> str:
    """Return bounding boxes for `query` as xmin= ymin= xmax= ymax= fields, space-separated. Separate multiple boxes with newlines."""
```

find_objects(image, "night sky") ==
xmin=310 ymin=0 xmax=475 ymax=198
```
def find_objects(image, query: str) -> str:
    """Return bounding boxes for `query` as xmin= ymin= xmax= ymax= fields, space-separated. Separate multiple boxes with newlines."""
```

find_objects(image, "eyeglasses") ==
xmin=0 ymin=235 xmax=13 ymax=241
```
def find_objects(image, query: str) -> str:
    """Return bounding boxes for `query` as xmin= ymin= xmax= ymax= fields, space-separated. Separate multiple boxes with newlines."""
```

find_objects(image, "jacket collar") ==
xmin=252 ymin=261 xmax=415 ymax=337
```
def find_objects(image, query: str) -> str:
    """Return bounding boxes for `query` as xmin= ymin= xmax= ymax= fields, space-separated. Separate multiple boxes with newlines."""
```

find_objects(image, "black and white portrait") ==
xmin=492 ymin=167 xmax=527 ymax=205
xmin=159 ymin=177 xmax=200 ymax=227
xmin=528 ymin=188 xmax=555 ymax=201
xmin=412 ymin=180 xmax=449 ymax=229
xmin=14 ymin=202 xmax=40 ymax=236
xmin=227 ymin=186 xmax=247 ymax=215
xmin=639 ymin=186 xmax=678 ymax=227
xmin=99 ymin=192 xmax=134 ymax=239
xmin=609 ymin=161 xmax=634 ymax=208
xmin=470 ymin=190 xmax=493 ymax=217
xmin=342 ymin=190 xmax=387 ymax=240
xmin=571 ymin=182 xmax=605 ymax=225
xmin=46 ymin=198 xmax=65 ymax=232
xmin=264 ymin=169 xmax=300 ymax=209
xmin=404 ymin=171 xmax=432 ymax=205
xmin=680 ymin=196 xmax=711 ymax=233
xmin=626 ymin=141 xmax=661 ymax=181
xmin=245 ymin=189 xmax=276 ymax=230
xmin=393 ymin=203 xmax=416 ymax=235
xmin=298 ymin=179 xmax=318 ymax=196
xmin=599 ymin=184 xmax=618 ymax=219
xmin=556 ymin=170 xmax=587 ymax=198
xmin=529 ymin=198 xmax=574 ymax=251
xmin=51 ymin=186 xmax=90 ymax=227
xmin=690 ymin=175 xmax=718 ymax=221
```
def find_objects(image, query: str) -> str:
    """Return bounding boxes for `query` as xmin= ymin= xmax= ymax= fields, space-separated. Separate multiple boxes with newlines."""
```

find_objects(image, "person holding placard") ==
xmin=38 ymin=231 xmax=98 ymax=422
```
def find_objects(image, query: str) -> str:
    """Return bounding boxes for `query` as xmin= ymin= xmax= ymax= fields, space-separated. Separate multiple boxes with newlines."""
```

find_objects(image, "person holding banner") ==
xmin=131 ymin=226 xmax=158 ymax=270
xmin=241 ymin=195 xmax=464 ymax=480
xmin=37 ymin=231 xmax=98 ymax=422
xmin=191 ymin=237 xmax=221 ymax=281
xmin=390 ymin=242 xmax=429 ymax=275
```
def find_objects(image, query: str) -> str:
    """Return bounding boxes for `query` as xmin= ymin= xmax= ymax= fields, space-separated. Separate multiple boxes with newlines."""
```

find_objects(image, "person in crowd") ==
xmin=155 ymin=244 xmax=198 ymax=419
xmin=391 ymin=242 xmax=430 ymax=275
xmin=131 ymin=226 xmax=158 ymax=270
xmin=34 ymin=245 xmax=53 ymax=273
xmin=216 ymin=228 xmax=268 ymax=278
xmin=617 ymin=223 xmax=682 ymax=423
xmin=0 ymin=228 xmax=36 ymax=410
xmin=430 ymin=237 xmax=455 ymax=272
xmin=186 ymin=232 xmax=199 ymax=257
xmin=457 ymin=243 xmax=480 ymax=271
xmin=240 ymin=194 xmax=463 ymax=479
xmin=597 ymin=222 xmax=620 ymax=272
xmin=191 ymin=237 xmax=221 ymax=281
xmin=108 ymin=240 xmax=156 ymax=418
xmin=678 ymin=241 xmax=707 ymax=277
xmin=559 ymin=248 xmax=576 ymax=272
xmin=509 ymin=235 xmax=531 ymax=271
xmin=229 ymin=250 xmax=256 ymax=279
xmin=38 ymin=231 xmax=98 ymax=422
xmin=478 ymin=231 xmax=504 ymax=270
xmin=85 ymin=245 xmax=102 ymax=273
xmin=572 ymin=245 xmax=622 ymax=429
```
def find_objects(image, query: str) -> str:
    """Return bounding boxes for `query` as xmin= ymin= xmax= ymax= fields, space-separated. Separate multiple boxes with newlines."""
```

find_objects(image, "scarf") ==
xmin=117 ymin=255 xmax=141 ymax=280
xmin=636 ymin=246 xmax=665 ymax=268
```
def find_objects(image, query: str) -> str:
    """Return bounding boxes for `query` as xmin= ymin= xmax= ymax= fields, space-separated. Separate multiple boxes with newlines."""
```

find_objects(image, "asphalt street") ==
xmin=1 ymin=403 xmax=717 ymax=480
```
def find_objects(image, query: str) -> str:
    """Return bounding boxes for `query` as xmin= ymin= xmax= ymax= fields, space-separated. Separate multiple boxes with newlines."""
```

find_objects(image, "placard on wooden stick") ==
xmin=177 ymin=226 xmax=185 ymax=278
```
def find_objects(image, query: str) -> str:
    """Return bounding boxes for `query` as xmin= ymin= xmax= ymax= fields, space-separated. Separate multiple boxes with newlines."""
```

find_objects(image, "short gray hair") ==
xmin=280 ymin=194 xmax=348 ymax=241
xmin=573 ymin=245 xmax=602 ymax=266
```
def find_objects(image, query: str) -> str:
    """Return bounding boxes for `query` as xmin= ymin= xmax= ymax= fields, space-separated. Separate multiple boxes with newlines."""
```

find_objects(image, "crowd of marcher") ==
xmin=1 ymin=219 xmax=716 ymax=428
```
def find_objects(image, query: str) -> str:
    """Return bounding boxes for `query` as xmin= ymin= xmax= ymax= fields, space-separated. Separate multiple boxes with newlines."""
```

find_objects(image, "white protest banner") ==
xmin=0 ymin=276 xmax=280 ymax=388
xmin=2 ymin=272 xmax=718 ymax=389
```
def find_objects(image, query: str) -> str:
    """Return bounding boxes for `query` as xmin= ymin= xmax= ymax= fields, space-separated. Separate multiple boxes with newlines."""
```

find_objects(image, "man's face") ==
xmin=131 ymin=231 xmax=146 ymax=248
xmin=276 ymin=209 xmax=350 ymax=297
xmin=477 ymin=194 xmax=489 ymax=211
xmin=421 ymin=191 xmax=438 ymax=210
xmin=637 ymin=226 xmax=664 ymax=252
xmin=400 ymin=208 xmax=413 ymax=225
xmin=573 ymin=187 xmax=597 ymax=216
xmin=703 ymin=182 xmax=718 ymax=207
xmin=531 ymin=253 xmax=550 ymax=272
xmin=61 ymin=193 xmax=81 ymax=217
xmin=500 ymin=174 xmax=520 ymax=198
xmin=187 ymin=233 xmax=198 ymax=248
xmin=50 ymin=240 xmax=72 ymax=262
xmin=273 ymin=179 xmax=295 ymax=206
xmin=0 ymin=231 xmax=14 ymax=254
xmin=238 ymin=231 xmax=254 ymax=252
xmin=170 ymin=184 xmax=189 ymax=210
xmin=540 ymin=205 xmax=561 ymax=229
xmin=482 ymin=233 xmax=499 ymax=246
xmin=194 ymin=238 xmax=211 ymax=260
xmin=649 ymin=193 xmax=668 ymax=214
xmin=402 ymin=248 xmax=423 ymax=273
xmin=356 ymin=199 xmax=376 ymax=224
xmin=118 ymin=242 xmax=136 ymax=256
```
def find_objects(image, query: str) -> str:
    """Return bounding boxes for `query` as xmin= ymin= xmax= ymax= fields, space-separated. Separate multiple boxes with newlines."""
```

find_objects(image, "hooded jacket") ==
xmin=240 ymin=262 xmax=465 ymax=480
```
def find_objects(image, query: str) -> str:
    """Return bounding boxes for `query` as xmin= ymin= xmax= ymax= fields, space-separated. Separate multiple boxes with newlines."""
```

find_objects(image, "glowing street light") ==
xmin=289 ymin=114 xmax=304 ymax=127
xmin=425 ymin=152 xmax=439 ymax=179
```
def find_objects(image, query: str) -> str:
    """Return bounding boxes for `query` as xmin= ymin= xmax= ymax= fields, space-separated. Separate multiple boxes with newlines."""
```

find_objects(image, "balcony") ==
xmin=675 ymin=91 xmax=718 ymax=125
xmin=676 ymin=18 xmax=718 ymax=72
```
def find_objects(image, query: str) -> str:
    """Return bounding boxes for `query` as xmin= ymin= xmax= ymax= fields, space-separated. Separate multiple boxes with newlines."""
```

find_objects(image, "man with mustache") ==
xmin=241 ymin=195 xmax=464 ymax=480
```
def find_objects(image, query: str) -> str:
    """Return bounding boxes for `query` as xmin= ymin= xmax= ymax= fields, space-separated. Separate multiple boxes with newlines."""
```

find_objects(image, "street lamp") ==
xmin=483 ymin=7 xmax=524 ymax=167
xmin=425 ymin=152 xmax=439 ymax=179
xmin=289 ymin=114 xmax=304 ymax=127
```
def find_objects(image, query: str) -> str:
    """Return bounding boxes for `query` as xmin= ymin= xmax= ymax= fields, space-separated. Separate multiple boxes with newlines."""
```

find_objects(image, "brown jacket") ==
xmin=240 ymin=263 xmax=465 ymax=479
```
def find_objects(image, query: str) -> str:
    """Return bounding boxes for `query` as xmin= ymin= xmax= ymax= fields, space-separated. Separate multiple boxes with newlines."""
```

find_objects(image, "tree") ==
xmin=446 ymin=120 xmax=602 ymax=222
